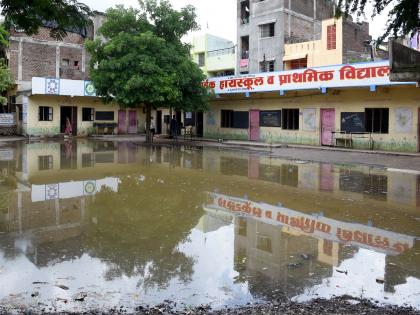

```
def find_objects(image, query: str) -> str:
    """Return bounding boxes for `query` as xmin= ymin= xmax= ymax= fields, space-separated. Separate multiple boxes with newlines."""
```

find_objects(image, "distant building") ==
xmin=2 ymin=13 xmax=150 ymax=137
xmin=191 ymin=34 xmax=236 ymax=78
xmin=237 ymin=0 xmax=336 ymax=74
xmin=283 ymin=17 xmax=377 ymax=70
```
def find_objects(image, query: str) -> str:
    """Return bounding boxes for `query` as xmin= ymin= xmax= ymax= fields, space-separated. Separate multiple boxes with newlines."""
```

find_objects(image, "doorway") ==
xmin=249 ymin=109 xmax=260 ymax=141
xmin=60 ymin=106 xmax=77 ymax=135
xmin=320 ymin=108 xmax=335 ymax=146
xmin=418 ymin=108 xmax=420 ymax=152
xmin=196 ymin=112 xmax=204 ymax=137
xmin=156 ymin=110 xmax=162 ymax=134
xmin=118 ymin=110 xmax=127 ymax=134
xmin=128 ymin=110 xmax=137 ymax=134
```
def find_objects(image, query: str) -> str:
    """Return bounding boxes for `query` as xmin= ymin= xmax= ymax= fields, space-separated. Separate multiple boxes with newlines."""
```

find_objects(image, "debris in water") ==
xmin=32 ymin=282 xmax=48 ymax=285
xmin=31 ymin=292 xmax=39 ymax=297
xmin=287 ymin=262 xmax=303 ymax=269
xmin=336 ymin=269 xmax=348 ymax=275
xmin=55 ymin=284 xmax=69 ymax=290
xmin=376 ymin=277 xmax=385 ymax=284
xmin=74 ymin=292 xmax=88 ymax=302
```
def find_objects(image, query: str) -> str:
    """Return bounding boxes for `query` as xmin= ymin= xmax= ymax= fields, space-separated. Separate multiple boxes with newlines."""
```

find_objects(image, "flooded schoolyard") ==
xmin=0 ymin=140 xmax=419 ymax=313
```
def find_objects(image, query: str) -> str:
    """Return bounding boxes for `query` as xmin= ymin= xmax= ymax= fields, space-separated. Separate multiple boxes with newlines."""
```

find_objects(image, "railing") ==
xmin=241 ymin=50 xmax=249 ymax=59
xmin=207 ymin=46 xmax=236 ymax=58
xmin=240 ymin=16 xmax=249 ymax=25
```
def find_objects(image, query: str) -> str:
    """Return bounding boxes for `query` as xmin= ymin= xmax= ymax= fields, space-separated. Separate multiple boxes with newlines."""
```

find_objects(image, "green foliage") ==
xmin=0 ymin=60 xmax=12 ymax=106
xmin=86 ymin=0 xmax=209 ymax=142
xmin=1 ymin=0 xmax=92 ymax=40
xmin=336 ymin=0 xmax=420 ymax=43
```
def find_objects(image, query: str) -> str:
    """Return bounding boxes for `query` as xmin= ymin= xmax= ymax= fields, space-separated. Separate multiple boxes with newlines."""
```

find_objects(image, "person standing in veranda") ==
xmin=170 ymin=115 xmax=178 ymax=142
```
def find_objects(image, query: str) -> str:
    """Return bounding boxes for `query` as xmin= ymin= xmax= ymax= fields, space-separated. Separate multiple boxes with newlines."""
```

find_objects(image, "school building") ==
xmin=202 ymin=60 xmax=420 ymax=152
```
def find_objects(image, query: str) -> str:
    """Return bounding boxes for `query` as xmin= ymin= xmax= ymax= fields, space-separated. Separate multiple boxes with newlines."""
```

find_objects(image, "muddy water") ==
xmin=0 ymin=140 xmax=418 ymax=312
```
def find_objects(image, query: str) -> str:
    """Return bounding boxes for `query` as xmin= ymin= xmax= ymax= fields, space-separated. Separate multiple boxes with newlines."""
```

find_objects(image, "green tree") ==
xmin=0 ymin=60 xmax=12 ymax=109
xmin=0 ymin=0 xmax=92 ymax=41
xmin=85 ymin=0 xmax=209 ymax=143
xmin=336 ymin=0 xmax=420 ymax=43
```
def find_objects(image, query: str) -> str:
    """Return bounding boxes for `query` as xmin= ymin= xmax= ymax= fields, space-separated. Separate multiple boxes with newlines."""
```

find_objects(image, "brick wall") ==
xmin=9 ymin=26 xmax=91 ymax=83
xmin=342 ymin=19 xmax=372 ymax=63
xmin=21 ymin=42 xmax=56 ymax=81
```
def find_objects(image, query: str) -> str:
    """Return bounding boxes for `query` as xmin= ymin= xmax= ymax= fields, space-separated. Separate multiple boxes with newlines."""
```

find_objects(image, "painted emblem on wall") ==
xmin=395 ymin=108 xmax=412 ymax=133
xmin=302 ymin=108 xmax=316 ymax=131
xmin=84 ymin=81 xmax=96 ymax=96
xmin=45 ymin=184 xmax=59 ymax=200
xmin=45 ymin=78 xmax=60 ymax=95
xmin=206 ymin=111 xmax=216 ymax=126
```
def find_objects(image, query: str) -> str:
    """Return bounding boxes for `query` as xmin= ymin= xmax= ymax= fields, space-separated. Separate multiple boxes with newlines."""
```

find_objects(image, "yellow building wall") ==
xmin=26 ymin=95 xmax=146 ymax=137
xmin=284 ymin=18 xmax=343 ymax=69
xmin=205 ymin=85 xmax=420 ymax=152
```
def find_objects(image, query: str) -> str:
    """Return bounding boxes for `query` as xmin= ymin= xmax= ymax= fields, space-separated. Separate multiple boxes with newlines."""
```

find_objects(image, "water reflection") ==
xmin=0 ymin=140 xmax=418 ymax=312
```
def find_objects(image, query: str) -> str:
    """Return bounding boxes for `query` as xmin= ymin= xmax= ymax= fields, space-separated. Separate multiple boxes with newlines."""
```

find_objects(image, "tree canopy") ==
xmin=336 ymin=0 xmax=420 ymax=43
xmin=0 ymin=0 xmax=92 ymax=41
xmin=85 ymin=0 xmax=209 ymax=143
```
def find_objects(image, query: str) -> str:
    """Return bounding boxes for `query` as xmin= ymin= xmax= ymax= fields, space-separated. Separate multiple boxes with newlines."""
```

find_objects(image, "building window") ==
xmin=198 ymin=53 xmax=205 ymax=67
xmin=365 ymin=108 xmax=389 ymax=133
xmin=221 ymin=110 xmax=234 ymax=128
xmin=74 ymin=60 xmax=79 ymax=67
xmin=38 ymin=155 xmax=53 ymax=170
xmin=62 ymin=58 xmax=70 ymax=67
xmin=82 ymin=153 xmax=94 ymax=168
xmin=260 ymin=23 xmax=275 ymax=38
xmin=282 ymin=108 xmax=299 ymax=130
xmin=327 ymin=25 xmax=336 ymax=50
xmin=259 ymin=60 xmax=275 ymax=72
xmin=82 ymin=108 xmax=94 ymax=121
xmin=240 ymin=0 xmax=250 ymax=24
xmin=39 ymin=106 xmax=53 ymax=121
xmin=290 ymin=58 xmax=307 ymax=69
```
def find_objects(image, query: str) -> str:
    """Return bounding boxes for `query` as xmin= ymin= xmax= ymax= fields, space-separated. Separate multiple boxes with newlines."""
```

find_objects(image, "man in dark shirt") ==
xmin=170 ymin=115 xmax=178 ymax=141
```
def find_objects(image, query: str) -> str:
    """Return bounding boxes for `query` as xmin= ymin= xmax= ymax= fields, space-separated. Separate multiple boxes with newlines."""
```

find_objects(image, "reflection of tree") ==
xmin=83 ymin=175 xmax=204 ymax=290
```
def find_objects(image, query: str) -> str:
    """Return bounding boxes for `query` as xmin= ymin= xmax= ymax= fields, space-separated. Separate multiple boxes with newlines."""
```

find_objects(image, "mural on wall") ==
xmin=206 ymin=111 xmax=216 ymax=126
xmin=302 ymin=108 xmax=316 ymax=131
xmin=84 ymin=81 xmax=97 ymax=96
xmin=395 ymin=108 xmax=412 ymax=133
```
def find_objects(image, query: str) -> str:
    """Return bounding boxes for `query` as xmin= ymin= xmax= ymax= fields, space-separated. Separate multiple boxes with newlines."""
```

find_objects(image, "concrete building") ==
xmin=3 ymin=16 xmax=150 ymax=137
xmin=203 ymin=60 xmax=420 ymax=152
xmin=283 ymin=17 xmax=374 ymax=69
xmin=191 ymin=34 xmax=236 ymax=77
xmin=237 ymin=0 xmax=336 ymax=74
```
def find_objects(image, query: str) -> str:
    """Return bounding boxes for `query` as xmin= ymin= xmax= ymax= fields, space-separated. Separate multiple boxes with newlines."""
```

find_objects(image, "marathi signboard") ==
xmin=206 ymin=192 xmax=415 ymax=256
xmin=0 ymin=113 xmax=15 ymax=126
xmin=202 ymin=61 xmax=415 ymax=94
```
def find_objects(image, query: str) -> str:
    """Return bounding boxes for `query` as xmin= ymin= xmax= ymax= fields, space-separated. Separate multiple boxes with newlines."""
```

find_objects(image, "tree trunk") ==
xmin=145 ymin=104 xmax=152 ymax=143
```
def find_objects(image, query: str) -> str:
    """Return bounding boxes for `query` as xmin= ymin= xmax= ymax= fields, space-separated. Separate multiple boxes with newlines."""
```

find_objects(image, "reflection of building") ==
xmin=204 ymin=191 xmax=418 ymax=298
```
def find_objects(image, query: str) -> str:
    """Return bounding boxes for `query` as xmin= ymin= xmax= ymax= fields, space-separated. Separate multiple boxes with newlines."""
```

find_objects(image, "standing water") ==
xmin=0 ymin=140 xmax=418 ymax=313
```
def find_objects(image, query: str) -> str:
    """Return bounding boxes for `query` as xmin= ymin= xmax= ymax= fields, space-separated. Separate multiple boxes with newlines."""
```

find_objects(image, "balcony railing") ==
xmin=207 ymin=46 xmax=236 ymax=58
xmin=241 ymin=50 xmax=249 ymax=59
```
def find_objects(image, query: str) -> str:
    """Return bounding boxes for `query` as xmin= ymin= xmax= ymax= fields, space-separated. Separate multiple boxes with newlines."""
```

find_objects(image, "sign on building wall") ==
xmin=395 ymin=108 xmax=413 ymax=133
xmin=202 ymin=61 xmax=415 ymax=94
xmin=302 ymin=109 xmax=316 ymax=131
xmin=0 ymin=114 xmax=15 ymax=126
xmin=32 ymin=78 xmax=96 ymax=97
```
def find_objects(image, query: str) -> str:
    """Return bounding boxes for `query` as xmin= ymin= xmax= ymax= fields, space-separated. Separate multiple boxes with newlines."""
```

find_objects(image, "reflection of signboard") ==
xmin=341 ymin=112 xmax=365 ymax=133
xmin=206 ymin=192 xmax=415 ymax=255
xmin=0 ymin=149 xmax=14 ymax=161
xmin=84 ymin=180 xmax=97 ymax=195
xmin=0 ymin=114 xmax=15 ymax=126
xmin=260 ymin=111 xmax=281 ymax=127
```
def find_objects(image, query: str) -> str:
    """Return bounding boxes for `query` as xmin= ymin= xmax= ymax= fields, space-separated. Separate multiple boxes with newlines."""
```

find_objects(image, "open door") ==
xmin=156 ymin=110 xmax=162 ymax=134
xmin=60 ymin=106 xmax=77 ymax=135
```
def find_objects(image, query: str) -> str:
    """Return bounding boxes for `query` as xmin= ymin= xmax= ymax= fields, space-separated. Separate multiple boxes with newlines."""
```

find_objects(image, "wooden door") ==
xmin=418 ymin=108 xmax=420 ymax=152
xmin=118 ymin=110 xmax=127 ymax=134
xmin=321 ymin=109 xmax=335 ymax=146
xmin=128 ymin=110 xmax=137 ymax=134
xmin=249 ymin=110 xmax=260 ymax=141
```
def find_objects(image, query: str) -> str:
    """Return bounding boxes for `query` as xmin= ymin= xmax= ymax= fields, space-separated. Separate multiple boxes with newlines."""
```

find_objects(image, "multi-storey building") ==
xmin=237 ymin=0 xmax=336 ymax=74
xmin=191 ymin=33 xmax=236 ymax=78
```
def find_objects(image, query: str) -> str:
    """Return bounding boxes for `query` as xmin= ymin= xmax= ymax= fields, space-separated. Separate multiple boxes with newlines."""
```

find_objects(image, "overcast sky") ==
xmin=82 ymin=0 xmax=391 ymax=43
